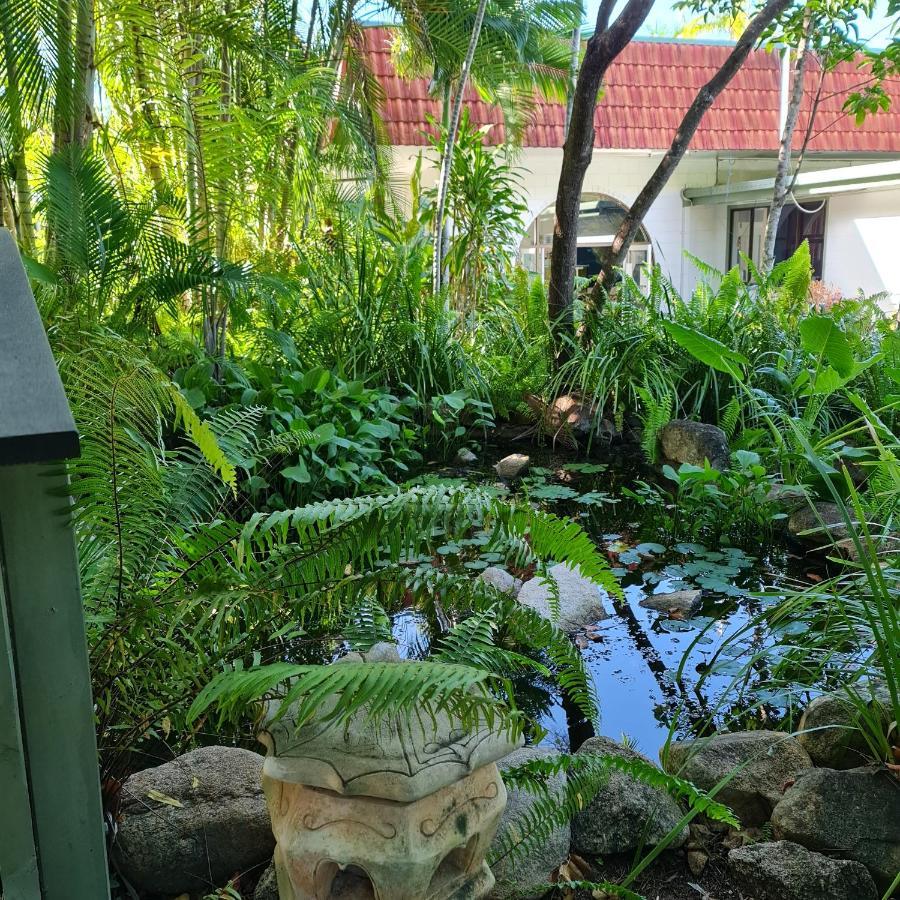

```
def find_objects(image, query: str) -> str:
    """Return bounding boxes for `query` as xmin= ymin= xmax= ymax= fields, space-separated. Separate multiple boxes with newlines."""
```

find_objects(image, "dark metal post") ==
xmin=0 ymin=228 xmax=109 ymax=898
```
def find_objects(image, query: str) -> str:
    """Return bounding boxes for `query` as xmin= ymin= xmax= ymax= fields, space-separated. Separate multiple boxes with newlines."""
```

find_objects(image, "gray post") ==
xmin=0 ymin=228 xmax=110 ymax=898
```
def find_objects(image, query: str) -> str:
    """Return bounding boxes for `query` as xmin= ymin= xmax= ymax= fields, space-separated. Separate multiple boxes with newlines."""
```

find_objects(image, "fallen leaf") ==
xmin=147 ymin=789 xmax=183 ymax=808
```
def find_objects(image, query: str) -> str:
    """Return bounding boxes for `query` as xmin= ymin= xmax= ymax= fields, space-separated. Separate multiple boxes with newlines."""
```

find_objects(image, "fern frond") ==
xmin=188 ymin=660 xmax=524 ymax=739
xmin=493 ymin=751 xmax=737 ymax=870
xmin=172 ymin=391 xmax=238 ymax=494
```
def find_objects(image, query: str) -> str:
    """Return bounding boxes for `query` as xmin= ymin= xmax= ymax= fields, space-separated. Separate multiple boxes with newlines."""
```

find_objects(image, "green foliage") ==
xmin=425 ymin=112 xmax=527 ymax=315
xmin=190 ymin=660 xmax=521 ymax=738
xmin=62 ymin=335 xmax=613 ymax=772
xmin=636 ymin=382 xmax=674 ymax=463
xmin=493 ymin=749 xmax=737 ymax=890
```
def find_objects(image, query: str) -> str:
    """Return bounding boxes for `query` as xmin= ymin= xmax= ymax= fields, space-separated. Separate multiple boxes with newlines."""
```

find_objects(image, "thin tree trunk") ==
xmin=0 ymin=170 xmax=16 ymax=234
xmin=1 ymin=13 xmax=35 ymax=251
xmin=432 ymin=0 xmax=489 ymax=297
xmin=273 ymin=0 xmax=310 ymax=248
xmin=547 ymin=0 xmax=655 ymax=349
xmin=73 ymin=0 xmax=96 ymax=146
xmin=54 ymin=0 xmax=75 ymax=152
xmin=206 ymin=20 xmax=232 ymax=360
xmin=763 ymin=18 xmax=813 ymax=272
xmin=588 ymin=0 xmax=792 ymax=302
xmin=564 ymin=25 xmax=581 ymax=138
xmin=132 ymin=27 xmax=166 ymax=192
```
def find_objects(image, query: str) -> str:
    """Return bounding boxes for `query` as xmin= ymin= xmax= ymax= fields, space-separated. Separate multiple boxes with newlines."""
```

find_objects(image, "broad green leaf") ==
xmin=281 ymin=461 xmax=310 ymax=483
xmin=662 ymin=321 xmax=748 ymax=375
xmin=799 ymin=315 xmax=855 ymax=377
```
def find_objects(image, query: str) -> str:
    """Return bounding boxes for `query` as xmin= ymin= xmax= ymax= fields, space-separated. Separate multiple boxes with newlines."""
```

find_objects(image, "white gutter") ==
xmin=682 ymin=159 xmax=900 ymax=205
xmin=778 ymin=47 xmax=790 ymax=138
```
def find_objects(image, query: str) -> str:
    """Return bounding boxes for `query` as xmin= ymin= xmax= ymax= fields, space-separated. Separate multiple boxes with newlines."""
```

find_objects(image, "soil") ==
xmin=570 ymin=828 xmax=754 ymax=900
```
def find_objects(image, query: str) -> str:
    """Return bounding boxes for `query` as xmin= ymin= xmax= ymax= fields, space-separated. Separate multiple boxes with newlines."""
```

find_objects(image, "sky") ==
xmin=355 ymin=0 xmax=897 ymax=48
xmin=583 ymin=0 xmax=897 ymax=45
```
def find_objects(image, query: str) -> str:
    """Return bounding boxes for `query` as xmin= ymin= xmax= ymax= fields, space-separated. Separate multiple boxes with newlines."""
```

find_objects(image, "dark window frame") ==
xmin=727 ymin=202 xmax=827 ymax=280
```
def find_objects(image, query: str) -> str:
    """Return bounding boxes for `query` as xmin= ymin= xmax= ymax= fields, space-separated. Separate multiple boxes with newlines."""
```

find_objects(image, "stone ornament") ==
xmin=259 ymin=643 xmax=521 ymax=899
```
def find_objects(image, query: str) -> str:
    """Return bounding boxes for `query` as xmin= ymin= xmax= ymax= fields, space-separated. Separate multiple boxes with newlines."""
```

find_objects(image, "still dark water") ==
xmin=391 ymin=445 xmax=815 ymax=760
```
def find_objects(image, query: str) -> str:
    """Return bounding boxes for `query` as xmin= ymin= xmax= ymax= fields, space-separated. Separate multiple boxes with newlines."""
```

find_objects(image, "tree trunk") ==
xmin=0 ymin=170 xmax=16 ymax=234
xmin=1 ymin=12 xmax=35 ymax=251
xmin=53 ymin=0 xmax=75 ymax=152
xmin=431 ymin=0 xmax=489 ymax=297
xmin=132 ymin=26 xmax=166 ymax=193
xmin=547 ymin=0 xmax=655 ymax=348
xmin=763 ymin=19 xmax=813 ymax=272
xmin=588 ymin=0 xmax=792 ymax=301
xmin=73 ymin=0 xmax=96 ymax=146
xmin=564 ymin=25 xmax=581 ymax=137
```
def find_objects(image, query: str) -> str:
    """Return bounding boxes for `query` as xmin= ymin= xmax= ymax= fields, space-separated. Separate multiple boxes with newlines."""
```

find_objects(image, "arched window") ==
xmin=518 ymin=193 xmax=652 ymax=286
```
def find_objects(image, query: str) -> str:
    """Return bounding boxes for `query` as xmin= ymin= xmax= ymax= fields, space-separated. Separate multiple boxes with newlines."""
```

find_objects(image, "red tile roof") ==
xmin=362 ymin=26 xmax=900 ymax=152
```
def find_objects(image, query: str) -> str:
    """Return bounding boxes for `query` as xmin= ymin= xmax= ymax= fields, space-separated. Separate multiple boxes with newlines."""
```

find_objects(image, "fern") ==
xmin=188 ymin=660 xmax=524 ymax=739
xmin=636 ymin=382 xmax=673 ymax=463
xmin=489 ymin=748 xmax=736 ymax=900
xmin=720 ymin=395 xmax=741 ymax=439
xmin=172 ymin=390 xmax=239 ymax=494
xmin=773 ymin=240 xmax=812 ymax=304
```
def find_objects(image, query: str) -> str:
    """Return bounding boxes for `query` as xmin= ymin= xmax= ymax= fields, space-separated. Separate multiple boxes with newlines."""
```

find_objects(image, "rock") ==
xmin=835 ymin=533 xmax=900 ymax=561
xmin=490 ymin=747 xmax=570 ymax=899
xmin=771 ymin=766 xmax=900 ymax=889
xmin=639 ymin=589 xmax=701 ymax=616
xmin=662 ymin=731 xmax=812 ymax=826
xmin=494 ymin=453 xmax=530 ymax=479
xmin=766 ymin=483 xmax=810 ymax=510
xmin=687 ymin=849 xmax=708 ymax=876
xmin=659 ymin=420 xmax=730 ymax=471
xmin=547 ymin=394 xmax=596 ymax=437
xmin=114 ymin=746 xmax=274 ymax=895
xmin=571 ymin=736 xmax=688 ymax=857
xmin=455 ymin=447 xmax=478 ymax=465
xmin=787 ymin=502 xmax=854 ymax=545
xmin=480 ymin=566 xmax=520 ymax=596
xmin=797 ymin=685 xmax=892 ymax=768
xmin=253 ymin=860 xmax=279 ymax=900
xmin=360 ymin=641 xmax=402 ymax=663
xmin=728 ymin=841 xmax=878 ymax=900
xmin=517 ymin=562 xmax=608 ymax=633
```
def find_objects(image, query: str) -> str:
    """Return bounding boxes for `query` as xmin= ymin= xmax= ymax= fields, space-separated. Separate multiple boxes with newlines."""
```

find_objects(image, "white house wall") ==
xmin=389 ymin=145 xmax=900 ymax=309
xmin=390 ymin=146 xmax=721 ymax=297
xmin=823 ymin=186 xmax=900 ymax=310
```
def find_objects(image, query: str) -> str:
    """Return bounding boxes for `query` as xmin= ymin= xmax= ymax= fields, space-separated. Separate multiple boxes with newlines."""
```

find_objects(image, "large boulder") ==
xmin=771 ymin=766 xmax=900 ymax=889
xmin=571 ymin=736 xmax=688 ymax=857
xmin=797 ymin=685 xmax=893 ymax=768
xmin=114 ymin=746 xmax=274 ymax=895
xmin=516 ymin=563 xmax=608 ymax=633
xmin=253 ymin=860 xmax=279 ymax=900
xmin=480 ymin=566 xmax=522 ymax=596
xmin=659 ymin=420 xmax=729 ymax=471
xmin=490 ymin=747 xmax=570 ymax=899
xmin=728 ymin=841 xmax=878 ymax=900
xmin=787 ymin=502 xmax=854 ymax=545
xmin=662 ymin=731 xmax=812 ymax=826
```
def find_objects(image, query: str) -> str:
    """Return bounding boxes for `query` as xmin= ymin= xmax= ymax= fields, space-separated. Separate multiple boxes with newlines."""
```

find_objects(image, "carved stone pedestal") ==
xmin=258 ymin=644 xmax=521 ymax=900
xmin=263 ymin=762 xmax=506 ymax=899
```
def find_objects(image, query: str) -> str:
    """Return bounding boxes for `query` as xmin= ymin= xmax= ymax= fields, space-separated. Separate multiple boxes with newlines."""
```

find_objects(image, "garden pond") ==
xmin=391 ymin=445 xmax=824 ymax=757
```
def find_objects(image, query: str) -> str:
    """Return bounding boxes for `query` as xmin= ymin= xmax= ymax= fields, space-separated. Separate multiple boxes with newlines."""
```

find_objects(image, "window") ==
xmin=518 ymin=193 xmax=652 ymax=288
xmin=728 ymin=202 xmax=825 ymax=279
